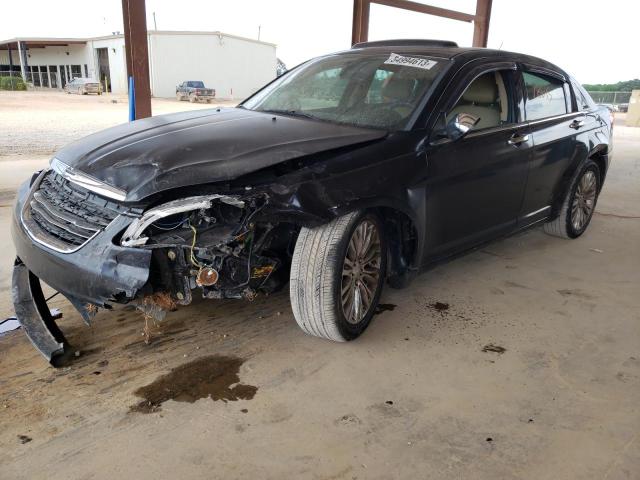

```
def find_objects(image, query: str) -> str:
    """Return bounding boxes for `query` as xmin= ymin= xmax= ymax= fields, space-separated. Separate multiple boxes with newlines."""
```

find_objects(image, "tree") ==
xmin=582 ymin=79 xmax=640 ymax=92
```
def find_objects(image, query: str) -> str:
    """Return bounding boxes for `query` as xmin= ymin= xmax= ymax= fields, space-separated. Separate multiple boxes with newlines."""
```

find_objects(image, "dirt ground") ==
xmin=0 ymin=91 xmax=638 ymax=480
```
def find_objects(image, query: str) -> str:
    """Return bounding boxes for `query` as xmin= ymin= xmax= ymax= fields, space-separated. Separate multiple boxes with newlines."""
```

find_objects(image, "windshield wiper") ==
xmin=260 ymin=109 xmax=316 ymax=120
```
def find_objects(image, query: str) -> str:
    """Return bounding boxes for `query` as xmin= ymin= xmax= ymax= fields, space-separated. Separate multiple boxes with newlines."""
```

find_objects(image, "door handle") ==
xmin=570 ymin=119 xmax=585 ymax=129
xmin=507 ymin=133 xmax=530 ymax=146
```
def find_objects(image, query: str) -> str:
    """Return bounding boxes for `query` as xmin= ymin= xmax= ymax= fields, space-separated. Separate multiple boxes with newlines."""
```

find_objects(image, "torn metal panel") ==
xmin=11 ymin=260 xmax=67 ymax=364
xmin=61 ymin=293 xmax=98 ymax=326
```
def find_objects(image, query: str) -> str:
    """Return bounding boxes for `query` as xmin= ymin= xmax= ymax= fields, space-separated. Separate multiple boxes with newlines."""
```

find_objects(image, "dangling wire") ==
xmin=189 ymin=223 xmax=202 ymax=268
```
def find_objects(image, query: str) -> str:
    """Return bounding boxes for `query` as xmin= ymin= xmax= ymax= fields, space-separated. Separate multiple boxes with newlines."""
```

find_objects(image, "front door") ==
xmin=423 ymin=65 xmax=531 ymax=257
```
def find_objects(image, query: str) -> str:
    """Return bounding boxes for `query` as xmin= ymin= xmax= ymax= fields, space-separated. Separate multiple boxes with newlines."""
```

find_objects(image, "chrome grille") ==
xmin=22 ymin=171 xmax=124 ymax=253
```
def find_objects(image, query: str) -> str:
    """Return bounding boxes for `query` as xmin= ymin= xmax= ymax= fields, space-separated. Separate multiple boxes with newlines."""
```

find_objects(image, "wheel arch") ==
xmin=327 ymin=197 xmax=423 ymax=282
xmin=551 ymin=143 xmax=607 ymax=218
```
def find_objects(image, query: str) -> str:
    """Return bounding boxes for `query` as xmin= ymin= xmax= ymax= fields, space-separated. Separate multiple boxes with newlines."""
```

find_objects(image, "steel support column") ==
xmin=17 ymin=41 xmax=28 ymax=81
xmin=352 ymin=0 xmax=492 ymax=48
xmin=472 ymin=0 xmax=493 ymax=48
xmin=352 ymin=0 xmax=371 ymax=45
xmin=122 ymin=0 xmax=152 ymax=119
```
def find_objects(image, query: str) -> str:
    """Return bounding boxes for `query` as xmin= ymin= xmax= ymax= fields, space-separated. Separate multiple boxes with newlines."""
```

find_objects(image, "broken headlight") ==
xmin=120 ymin=194 xmax=245 ymax=247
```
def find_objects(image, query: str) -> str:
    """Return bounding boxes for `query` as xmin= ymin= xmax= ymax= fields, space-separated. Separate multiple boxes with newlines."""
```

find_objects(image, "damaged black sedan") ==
xmin=11 ymin=40 xmax=612 ymax=364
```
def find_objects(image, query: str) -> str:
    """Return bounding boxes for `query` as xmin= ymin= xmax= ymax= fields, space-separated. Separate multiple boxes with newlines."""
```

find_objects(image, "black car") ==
xmin=12 ymin=40 xmax=612 ymax=364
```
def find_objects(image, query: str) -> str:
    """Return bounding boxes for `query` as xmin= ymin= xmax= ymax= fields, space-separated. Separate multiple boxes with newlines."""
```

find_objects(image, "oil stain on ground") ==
xmin=130 ymin=355 xmax=257 ymax=414
xmin=482 ymin=344 xmax=506 ymax=354
xmin=374 ymin=303 xmax=396 ymax=315
xmin=429 ymin=302 xmax=450 ymax=312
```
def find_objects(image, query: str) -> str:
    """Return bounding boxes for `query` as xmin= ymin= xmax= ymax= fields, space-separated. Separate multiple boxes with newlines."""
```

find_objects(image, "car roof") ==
xmin=345 ymin=40 xmax=568 ymax=78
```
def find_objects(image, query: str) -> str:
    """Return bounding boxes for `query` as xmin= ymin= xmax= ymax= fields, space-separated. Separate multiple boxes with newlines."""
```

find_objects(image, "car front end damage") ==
xmin=11 ymin=167 xmax=297 ymax=364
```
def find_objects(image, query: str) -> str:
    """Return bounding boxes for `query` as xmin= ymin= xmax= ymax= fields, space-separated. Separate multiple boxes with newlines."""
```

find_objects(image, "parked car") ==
xmin=12 ymin=40 xmax=612 ymax=364
xmin=618 ymin=103 xmax=629 ymax=113
xmin=64 ymin=78 xmax=102 ymax=95
xmin=176 ymin=81 xmax=215 ymax=103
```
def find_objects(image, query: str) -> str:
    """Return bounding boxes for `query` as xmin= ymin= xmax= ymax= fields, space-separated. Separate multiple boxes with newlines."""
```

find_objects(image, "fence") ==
xmin=586 ymin=91 xmax=632 ymax=105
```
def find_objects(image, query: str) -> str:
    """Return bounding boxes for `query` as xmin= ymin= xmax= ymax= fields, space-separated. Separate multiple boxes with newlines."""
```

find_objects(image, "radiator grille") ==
xmin=22 ymin=171 xmax=124 ymax=252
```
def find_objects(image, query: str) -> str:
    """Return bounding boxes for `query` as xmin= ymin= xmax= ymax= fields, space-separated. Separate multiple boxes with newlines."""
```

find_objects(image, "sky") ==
xmin=1 ymin=0 xmax=638 ymax=84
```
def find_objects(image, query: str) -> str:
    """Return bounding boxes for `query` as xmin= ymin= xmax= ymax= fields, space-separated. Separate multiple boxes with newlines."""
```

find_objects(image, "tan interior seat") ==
xmin=448 ymin=73 xmax=502 ymax=130
xmin=381 ymin=77 xmax=416 ymax=118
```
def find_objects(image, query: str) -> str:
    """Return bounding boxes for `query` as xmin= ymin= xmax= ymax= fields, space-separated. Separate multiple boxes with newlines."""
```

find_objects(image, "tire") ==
xmin=544 ymin=159 xmax=600 ymax=239
xmin=189 ymin=95 xmax=196 ymax=103
xmin=176 ymin=92 xmax=182 ymax=101
xmin=290 ymin=211 xmax=387 ymax=342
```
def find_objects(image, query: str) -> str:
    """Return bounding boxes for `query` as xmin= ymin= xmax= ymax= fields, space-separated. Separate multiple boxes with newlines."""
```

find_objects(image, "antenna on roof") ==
xmin=153 ymin=12 xmax=157 ymax=31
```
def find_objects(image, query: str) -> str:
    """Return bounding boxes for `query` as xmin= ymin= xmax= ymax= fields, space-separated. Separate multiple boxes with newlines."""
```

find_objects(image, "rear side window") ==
xmin=523 ymin=72 xmax=567 ymax=120
xmin=572 ymin=81 xmax=595 ymax=111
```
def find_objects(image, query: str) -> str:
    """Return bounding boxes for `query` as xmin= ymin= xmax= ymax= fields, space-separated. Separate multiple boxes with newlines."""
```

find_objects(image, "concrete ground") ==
xmin=0 ymin=92 xmax=638 ymax=480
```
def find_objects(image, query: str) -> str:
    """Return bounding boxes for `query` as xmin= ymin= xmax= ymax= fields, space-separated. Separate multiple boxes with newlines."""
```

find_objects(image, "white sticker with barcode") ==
xmin=384 ymin=53 xmax=437 ymax=70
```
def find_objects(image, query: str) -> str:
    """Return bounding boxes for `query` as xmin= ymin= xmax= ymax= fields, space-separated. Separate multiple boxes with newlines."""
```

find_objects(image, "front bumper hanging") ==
xmin=11 ymin=259 xmax=68 ymax=364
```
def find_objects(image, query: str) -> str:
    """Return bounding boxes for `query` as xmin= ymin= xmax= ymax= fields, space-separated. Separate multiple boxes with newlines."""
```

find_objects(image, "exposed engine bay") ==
xmin=127 ymin=193 xmax=297 ymax=309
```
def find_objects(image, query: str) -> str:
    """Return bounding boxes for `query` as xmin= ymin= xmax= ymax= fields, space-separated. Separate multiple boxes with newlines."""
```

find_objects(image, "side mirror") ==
xmin=446 ymin=113 xmax=480 ymax=141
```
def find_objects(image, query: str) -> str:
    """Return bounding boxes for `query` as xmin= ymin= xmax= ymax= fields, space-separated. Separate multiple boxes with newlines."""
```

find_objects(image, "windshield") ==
xmin=188 ymin=81 xmax=205 ymax=88
xmin=242 ymin=52 xmax=448 ymax=130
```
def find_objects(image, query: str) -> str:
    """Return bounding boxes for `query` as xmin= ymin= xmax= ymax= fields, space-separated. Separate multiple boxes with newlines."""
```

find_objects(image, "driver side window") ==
xmin=448 ymin=71 xmax=513 ymax=131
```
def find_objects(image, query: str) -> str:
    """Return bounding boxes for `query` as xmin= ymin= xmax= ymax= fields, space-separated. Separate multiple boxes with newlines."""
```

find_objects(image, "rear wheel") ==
xmin=544 ymin=159 xmax=600 ymax=239
xmin=290 ymin=211 xmax=386 ymax=342
xmin=176 ymin=92 xmax=182 ymax=101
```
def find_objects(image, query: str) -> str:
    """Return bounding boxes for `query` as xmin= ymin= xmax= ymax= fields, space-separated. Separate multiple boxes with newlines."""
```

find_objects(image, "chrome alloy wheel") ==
xmin=341 ymin=219 xmax=382 ymax=324
xmin=571 ymin=170 xmax=597 ymax=231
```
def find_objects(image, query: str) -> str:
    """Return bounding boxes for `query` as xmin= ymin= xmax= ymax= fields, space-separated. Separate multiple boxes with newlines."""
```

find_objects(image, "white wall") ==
xmin=0 ymin=49 xmax=19 ymax=65
xmin=148 ymin=32 xmax=277 ymax=99
xmin=89 ymin=37 xmax=127 ymax=94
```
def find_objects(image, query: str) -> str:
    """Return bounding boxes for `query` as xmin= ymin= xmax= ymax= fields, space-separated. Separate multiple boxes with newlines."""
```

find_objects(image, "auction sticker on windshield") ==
xmin=384 ymin=53 xmax=437 ymax=70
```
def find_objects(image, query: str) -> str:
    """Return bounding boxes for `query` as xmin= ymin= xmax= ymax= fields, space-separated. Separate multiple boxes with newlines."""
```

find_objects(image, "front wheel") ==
xmin=290 ymin=211 xmax=387 ymax=342
xmin=544 ymin=159 xmax=600 ymax=239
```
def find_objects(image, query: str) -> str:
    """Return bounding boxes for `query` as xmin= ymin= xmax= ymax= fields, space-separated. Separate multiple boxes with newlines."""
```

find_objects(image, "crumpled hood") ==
xmin=54 ymin=108 xmax=387 ymax=202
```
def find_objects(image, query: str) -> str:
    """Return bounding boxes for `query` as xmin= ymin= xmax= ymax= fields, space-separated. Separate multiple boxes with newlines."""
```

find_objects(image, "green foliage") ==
xmin=582 ymin=79 xmax=640 ymax=92
xmin=0 ymin=76 xmax=26 ymax=90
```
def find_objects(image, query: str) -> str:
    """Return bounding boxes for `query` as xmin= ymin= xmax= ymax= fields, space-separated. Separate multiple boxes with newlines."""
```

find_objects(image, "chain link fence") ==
xmin=585 ymin=91 xmax=632 ymax=106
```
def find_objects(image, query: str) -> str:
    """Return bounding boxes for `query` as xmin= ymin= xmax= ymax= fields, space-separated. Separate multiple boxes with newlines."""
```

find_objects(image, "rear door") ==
xmin=423 ymin=61 xmax=531 ymax=256
xmin=517 ymin=68 xmax=588 ymax=223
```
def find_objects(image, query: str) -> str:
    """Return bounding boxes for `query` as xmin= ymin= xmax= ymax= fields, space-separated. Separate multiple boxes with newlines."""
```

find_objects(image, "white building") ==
xmin=0 ymin=31 xmax=277 ymax=99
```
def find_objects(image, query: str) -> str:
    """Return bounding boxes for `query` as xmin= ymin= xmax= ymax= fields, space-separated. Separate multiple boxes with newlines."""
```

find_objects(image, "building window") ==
xmin=49 ymin=65 xmax=58 ymax=88
xmin=84 ymin=64 xmax=88 ymax=77
xmin=31 ymin=66 xmax=40 ymax=87
xmin=40 ymin=66 xmax=49 ymax=87
xmin=59 ymin=65 xmax=67 ymax=87
xmin=71 ymin=64 xmax=81 ymax=79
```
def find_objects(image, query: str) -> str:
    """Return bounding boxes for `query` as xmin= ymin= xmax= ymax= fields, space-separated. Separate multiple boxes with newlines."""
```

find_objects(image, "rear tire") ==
xmin=290 ymin=211 xmax=387 ymax=342
xmin=176 ymin=92 xmax=182 ymax=101
xmin=544 ymin=159 xmax=600 ymax=239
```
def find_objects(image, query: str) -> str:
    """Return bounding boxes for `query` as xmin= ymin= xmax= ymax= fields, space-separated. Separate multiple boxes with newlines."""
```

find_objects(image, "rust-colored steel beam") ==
xmin=352 ymin=0 xmax=371 ymax=45
xmin=352 ymin=0 xmax=492 ymax=48
xmin=122 ymin=0 xmax=152 ymax=119
xmin=472 ymin=0 xmax=493 ymax=47
xmin=372 ymin=0 xmax=474 ymax=23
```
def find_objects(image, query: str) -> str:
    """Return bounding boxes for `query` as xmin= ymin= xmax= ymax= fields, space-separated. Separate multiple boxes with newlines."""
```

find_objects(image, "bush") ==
xmin=0 ymin=76 xmax=26 ymax=91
